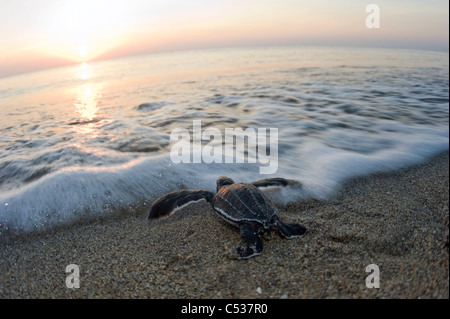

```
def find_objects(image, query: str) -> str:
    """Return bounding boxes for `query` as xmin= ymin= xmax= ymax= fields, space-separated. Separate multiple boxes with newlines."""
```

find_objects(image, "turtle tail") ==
xmin=148 ymin=189 xmax=214 ymax=219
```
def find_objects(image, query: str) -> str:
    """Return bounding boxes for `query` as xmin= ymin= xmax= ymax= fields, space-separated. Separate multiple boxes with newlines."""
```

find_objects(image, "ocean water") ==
xmin=0 ymin=46 xmax=448 ymax=235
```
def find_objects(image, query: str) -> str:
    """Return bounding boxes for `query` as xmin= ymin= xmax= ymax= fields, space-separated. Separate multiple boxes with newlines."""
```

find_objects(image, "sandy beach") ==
xmin=0 ymin=152 xmax=448 ymax=299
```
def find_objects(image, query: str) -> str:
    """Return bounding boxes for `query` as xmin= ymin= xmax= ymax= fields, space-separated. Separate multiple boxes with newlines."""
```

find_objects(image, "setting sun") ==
xmin=77 ymin=45 xmax=89 ymax=58
xmin=32 ymin=0 xmax=132 ymax=63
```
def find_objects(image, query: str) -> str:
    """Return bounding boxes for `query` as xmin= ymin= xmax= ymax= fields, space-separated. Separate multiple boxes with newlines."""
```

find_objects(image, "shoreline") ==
xmin=1 ymin=151 xmax=448 ymax=298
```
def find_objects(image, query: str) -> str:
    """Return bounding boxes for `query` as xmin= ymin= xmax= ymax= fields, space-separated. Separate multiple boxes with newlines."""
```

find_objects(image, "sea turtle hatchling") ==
xmin=148 ymin=176 xmax=307 ymax=259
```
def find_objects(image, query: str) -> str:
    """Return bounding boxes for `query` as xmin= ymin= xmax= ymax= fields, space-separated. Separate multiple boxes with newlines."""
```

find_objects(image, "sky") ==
xmin=0 ymin=0 xmax=448 ymax=78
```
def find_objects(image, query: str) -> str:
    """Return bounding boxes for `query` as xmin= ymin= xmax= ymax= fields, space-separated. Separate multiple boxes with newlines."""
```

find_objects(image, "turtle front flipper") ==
xmin=274 ymin=216 xmax=307 ymax=239
xmin=236 ymin=222 xmax=264 ymax=259
xmin=148 ymin=189 xmax=214 ymax=219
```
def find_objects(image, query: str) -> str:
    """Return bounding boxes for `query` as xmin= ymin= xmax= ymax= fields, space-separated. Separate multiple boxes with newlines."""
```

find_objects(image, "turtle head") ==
xmin=216 ymin=176 xmax=235 ymax=192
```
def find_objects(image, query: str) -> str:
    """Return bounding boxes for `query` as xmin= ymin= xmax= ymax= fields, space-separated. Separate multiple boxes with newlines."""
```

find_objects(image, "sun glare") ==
xmin=43 ymin=0 xmax=130 ymax=63
xmin=77 ymin=45 xmax=89 ymax=58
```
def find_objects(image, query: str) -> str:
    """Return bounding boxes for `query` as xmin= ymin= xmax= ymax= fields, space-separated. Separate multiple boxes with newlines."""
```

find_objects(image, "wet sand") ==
xmin=0 ymin=152 xmax=448 ymax=299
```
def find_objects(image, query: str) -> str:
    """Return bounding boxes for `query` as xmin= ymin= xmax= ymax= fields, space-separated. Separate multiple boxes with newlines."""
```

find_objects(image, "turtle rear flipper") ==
xmin=275 ymin=218 xmax=307 ymax=239
xmin=236 ymin=222 xmax=264 ymax=259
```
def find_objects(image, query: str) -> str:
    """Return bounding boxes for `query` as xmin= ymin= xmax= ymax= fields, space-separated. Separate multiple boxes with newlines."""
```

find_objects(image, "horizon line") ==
xmin=1 ymin=42 xmax=448 ymax=80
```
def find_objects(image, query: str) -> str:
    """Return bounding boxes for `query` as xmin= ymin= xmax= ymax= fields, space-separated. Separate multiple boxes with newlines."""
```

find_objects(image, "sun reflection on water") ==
xmin=76 ymin=62 xmax=93 ymax=80
xmin=75 ymin=86 xmax=99 ymax=121
xmin=72 ymin=62 xmax=104 ymax=141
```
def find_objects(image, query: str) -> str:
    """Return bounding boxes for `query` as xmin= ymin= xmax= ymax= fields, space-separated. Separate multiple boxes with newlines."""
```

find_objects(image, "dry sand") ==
xmin=0 ymin=152 xmax=448 ymax=299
